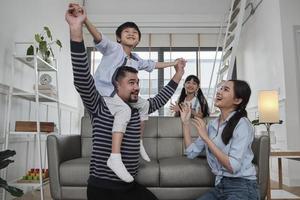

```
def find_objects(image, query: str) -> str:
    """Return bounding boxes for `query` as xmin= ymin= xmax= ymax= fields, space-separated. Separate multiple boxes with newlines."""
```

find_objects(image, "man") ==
xmin=66 ymin=3 xmax=186 ymax=200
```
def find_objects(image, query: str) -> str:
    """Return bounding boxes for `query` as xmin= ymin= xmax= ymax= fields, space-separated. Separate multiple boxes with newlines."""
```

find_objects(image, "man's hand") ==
xmin=174 ymin=58 xmax=186 ymax=66
xmin=66 ymin=3 xmax=87 ymax=42
xmin=172 ymin=58 xmax=186 ymax=83
xmin=65 ymin=3 xmax=86 ymax=27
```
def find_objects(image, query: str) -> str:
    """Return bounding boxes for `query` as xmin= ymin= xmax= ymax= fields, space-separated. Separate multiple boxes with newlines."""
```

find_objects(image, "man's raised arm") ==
xmin=148 ymin=60 xmax=186 ymax=113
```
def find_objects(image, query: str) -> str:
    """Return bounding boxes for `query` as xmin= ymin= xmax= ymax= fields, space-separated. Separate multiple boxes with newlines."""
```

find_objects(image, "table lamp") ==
xmin=257 ymin=90 xmax=282 ymax=200
xmin=258 ymin=90 xmax=280 ymax=134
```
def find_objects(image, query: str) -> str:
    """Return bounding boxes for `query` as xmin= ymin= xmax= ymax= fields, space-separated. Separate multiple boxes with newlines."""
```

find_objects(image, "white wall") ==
xmin=278 ymin=0 xmax=300 ymax=186
xmin=238 ymin=0 xmax=300 ymax=186
xmin=0 ymin=1 xmax=83 ymax=198
xmin=0 ymin=0 xmax=81 ymax=108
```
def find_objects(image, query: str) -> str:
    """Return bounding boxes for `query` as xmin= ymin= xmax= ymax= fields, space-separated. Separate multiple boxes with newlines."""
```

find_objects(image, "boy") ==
xmin=70 ymin=4 xmax=186 ymax=183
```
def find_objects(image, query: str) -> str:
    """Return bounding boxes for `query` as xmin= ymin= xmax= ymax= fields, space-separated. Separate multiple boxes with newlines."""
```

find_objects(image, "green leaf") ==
xmin=26 ymin=45 xmax=34 ymax=55
xmin=34 ymin=34 xmax=42 ymax=43
xmin=39 ymin=41 xmax=47 ymax=53
xmin=44 ymin=26 xmax=52 ymax=40
xmin=56 ymin=40 xmax=62 ymax=49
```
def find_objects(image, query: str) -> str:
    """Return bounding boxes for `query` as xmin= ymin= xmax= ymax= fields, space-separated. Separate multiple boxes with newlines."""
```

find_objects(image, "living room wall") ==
xmin=237 ymin=0 xmax=300 ymax=186
xmin=0 ymin=0 xmax=83 ymax=197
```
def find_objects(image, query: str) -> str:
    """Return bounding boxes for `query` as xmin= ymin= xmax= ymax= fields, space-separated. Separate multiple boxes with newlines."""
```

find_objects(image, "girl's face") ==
xmin=184 ymin=79 xmax=199 ymax=95
xmin=214 ymin=81 xmax=241 ymax=109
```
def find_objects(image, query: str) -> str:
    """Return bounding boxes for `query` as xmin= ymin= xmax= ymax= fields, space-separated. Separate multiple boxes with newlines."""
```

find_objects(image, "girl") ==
xmin=171 ymin=75 xmax=209 ymax=118
xmin=180 ymin=80 xmax=259 ymax=200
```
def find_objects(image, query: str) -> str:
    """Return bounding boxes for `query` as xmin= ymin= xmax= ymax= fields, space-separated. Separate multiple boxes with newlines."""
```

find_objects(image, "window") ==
xmin=88 ymin=47 xmax=221 ymax=116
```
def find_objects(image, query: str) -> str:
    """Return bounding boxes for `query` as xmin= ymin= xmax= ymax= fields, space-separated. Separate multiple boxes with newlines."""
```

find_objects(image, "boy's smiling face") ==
xmin=118 ymin=27 xmax=140 ymax=48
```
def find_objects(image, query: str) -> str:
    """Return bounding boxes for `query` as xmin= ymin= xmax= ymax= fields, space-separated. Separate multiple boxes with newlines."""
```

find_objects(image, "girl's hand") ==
xmin=179 ymin=102 xmax=192 ymax=124
xmin=192 ymin=117 xmax=209 ymax=141
xmin=170 ymin=102 xmax=180 ymax=113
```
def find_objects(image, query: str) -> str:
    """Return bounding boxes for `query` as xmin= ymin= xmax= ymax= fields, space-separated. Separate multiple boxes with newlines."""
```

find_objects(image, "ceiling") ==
xmin=85 ymin=0 xmax=231 ymax=16
xmin=83 ymin=0 xmax=232 ymax=34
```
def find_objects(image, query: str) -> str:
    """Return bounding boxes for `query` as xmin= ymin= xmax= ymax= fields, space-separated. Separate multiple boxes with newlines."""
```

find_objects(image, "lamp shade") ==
xmin=258 ymin=90 xmax=279 ymax=123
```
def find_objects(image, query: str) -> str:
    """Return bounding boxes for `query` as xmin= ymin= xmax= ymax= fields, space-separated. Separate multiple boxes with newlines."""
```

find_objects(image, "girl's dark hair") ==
xmin=221 ymin=80 xmax=251 ymax=145
xmin=175 ymin=75 xmax=209 ymax=118
xmin=115 ymin=22 xmax=141 ymax=42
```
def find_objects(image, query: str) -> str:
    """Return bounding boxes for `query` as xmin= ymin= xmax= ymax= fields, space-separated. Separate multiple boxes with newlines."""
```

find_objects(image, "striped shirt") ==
xmin=71 ymin=41 xmax=178 ymax=186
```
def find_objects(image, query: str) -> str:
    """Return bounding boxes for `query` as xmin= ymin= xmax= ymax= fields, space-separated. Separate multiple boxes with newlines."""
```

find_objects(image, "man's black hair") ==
xmin=115 ymin=22 xmax=141 ymax=42
xmin=114 ymin=66 xmax=138 ymax=82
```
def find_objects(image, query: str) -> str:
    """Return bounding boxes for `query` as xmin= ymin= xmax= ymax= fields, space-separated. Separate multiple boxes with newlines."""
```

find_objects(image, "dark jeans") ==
xmin=197 ymin=177 xmax=260 ymax=200
xmin=87 ymin=182 xmax=158 ymax=200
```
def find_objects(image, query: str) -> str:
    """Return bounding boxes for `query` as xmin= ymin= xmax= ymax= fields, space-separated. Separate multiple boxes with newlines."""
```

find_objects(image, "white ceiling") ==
xmin=83 ymin=0 xmax=232 ymax=33
xmin=85 ymin=0 xmax=231 ymax=16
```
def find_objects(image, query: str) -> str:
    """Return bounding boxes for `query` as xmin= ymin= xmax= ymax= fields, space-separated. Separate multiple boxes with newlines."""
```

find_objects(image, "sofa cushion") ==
xmin=159 ymin=157 xmax=215 ymax=187
xmin=135 ymin=160 xmax=160 ymax=187
xmin=60 ymin=157 xmax=90 ymax=186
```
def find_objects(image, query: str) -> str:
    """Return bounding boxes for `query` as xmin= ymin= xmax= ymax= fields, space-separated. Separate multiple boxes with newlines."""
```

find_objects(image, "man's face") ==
xmin=116 ymin=72 xmax=140 ymax=103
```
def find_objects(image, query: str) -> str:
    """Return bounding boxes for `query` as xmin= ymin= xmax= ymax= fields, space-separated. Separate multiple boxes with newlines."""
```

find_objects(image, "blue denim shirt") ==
xmin=185 ymin=111 xmax=257 ymax=185
xmin=94 ymin=34 xmax=155 ymax=97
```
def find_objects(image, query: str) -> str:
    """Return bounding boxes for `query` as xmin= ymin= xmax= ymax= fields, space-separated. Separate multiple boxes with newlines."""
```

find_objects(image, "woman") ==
xmin=171 ymin=75 xmax=209 ymax=118
xmin=180 ymin=80 xmax=259 ymax=200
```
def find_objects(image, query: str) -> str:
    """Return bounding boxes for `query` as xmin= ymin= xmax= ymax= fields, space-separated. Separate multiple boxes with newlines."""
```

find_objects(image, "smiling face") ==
xmin=214 ymin=81 xmax=242 ymax=110
xmin=117 ymin=27 xmax=140 ymax=48
xmin=184 ymin=79 xmax=199 ymax=95
xmin=116 ymin=71 xmax=140 ymax=103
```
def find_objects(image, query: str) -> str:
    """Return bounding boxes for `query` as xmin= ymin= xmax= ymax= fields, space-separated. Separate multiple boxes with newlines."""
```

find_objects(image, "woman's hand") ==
xmin=179 ymin=102 xmax=192 ymax=124
xmin=191 ymin=108 xmax=204 ymax=119
xmin=192 ymin=117 xmax=209 ymax=141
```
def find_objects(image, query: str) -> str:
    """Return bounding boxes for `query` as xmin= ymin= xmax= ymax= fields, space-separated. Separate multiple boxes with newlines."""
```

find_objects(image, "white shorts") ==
xmin=103 ymin=94 xmax=149 ymax=133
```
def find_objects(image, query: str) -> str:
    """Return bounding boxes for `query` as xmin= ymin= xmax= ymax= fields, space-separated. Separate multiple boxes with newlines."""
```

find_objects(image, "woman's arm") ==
xmin=180 ymin=103 xmax=205 ymax=159
xmin=192 ymin=117 xmax=233 ymax=173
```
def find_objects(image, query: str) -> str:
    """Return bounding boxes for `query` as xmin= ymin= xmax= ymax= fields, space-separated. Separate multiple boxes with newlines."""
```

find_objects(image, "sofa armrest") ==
xmin=47 ymin=134 xmax=81 ymax=200
xmin=252 ymin=135 xmax=270 ymax=200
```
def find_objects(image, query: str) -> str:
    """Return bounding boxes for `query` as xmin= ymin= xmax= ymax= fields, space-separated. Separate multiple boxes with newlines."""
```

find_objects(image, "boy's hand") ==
xmin=174 ymin=58 xmax=187 ymax=67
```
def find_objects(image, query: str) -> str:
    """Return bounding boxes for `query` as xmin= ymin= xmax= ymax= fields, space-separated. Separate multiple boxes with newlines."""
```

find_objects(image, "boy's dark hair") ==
xmin=114 ymin=66 xmax=138 ymax=83
xmin=115 ymin=22 xmax=141 ymax=42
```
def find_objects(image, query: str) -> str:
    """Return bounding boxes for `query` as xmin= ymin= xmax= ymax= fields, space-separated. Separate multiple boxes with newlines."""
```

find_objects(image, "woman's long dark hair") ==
xmin=221 ymin=80 xmax=251 ymax=145
xmin=175 ymin=75 xmax=209 ymax=118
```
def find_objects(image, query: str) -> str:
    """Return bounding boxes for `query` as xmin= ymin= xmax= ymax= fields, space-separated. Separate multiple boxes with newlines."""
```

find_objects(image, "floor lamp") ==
xmin=257 ymin=90 xmax=280 ymax=200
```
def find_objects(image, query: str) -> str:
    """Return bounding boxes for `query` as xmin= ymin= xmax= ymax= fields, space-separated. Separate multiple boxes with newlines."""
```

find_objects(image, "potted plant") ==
xmin=26 ymin=26 xmax=62 ymax=64
xmin=0 ymin=149 xmax=23 ymax=197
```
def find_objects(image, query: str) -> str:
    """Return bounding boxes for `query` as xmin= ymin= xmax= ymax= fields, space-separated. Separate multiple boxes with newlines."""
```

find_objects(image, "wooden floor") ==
xmin=12 ymin=181 xmax=300 ymax=200
xmin=271 ymin=180 xmax=300 ymax=199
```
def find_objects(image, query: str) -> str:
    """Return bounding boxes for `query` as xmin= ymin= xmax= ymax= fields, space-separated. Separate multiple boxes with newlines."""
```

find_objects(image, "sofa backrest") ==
xmin=143 ymin=116 xmax=199 ymax=160
xmin=80 ymin=115 xmax=269 ymax=199
xmin=81 ymin=116 xmax=93 ymax=157
xmin=80 ymin=116 xmax=198 ymax=158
